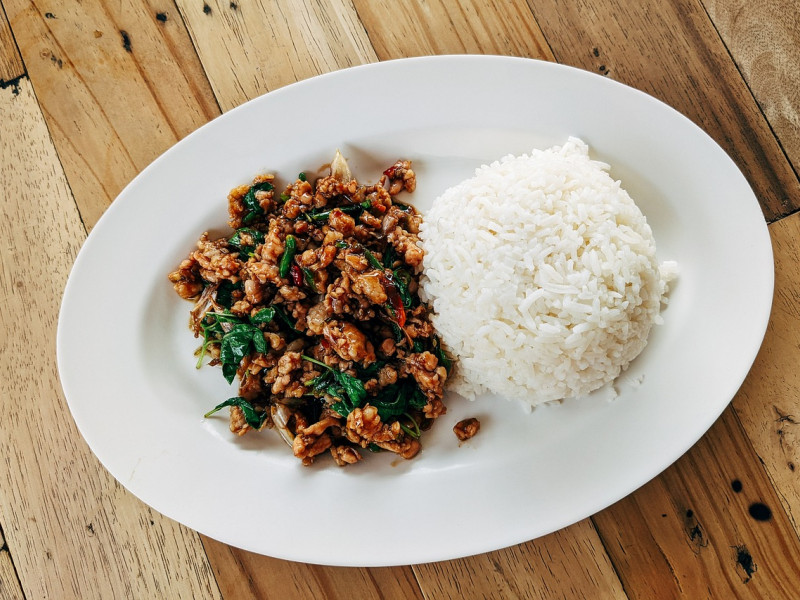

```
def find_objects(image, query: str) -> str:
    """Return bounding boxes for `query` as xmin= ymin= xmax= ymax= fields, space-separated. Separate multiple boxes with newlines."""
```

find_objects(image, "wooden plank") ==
xmin=0 ymin=555 xmax=24 ymax=600
xmin=3 ymin=0 xmax=219 ymax=230
xmin=592 ymin=405 xmax=800 ymax=598
xmin=701 ymin=0 xmax=800 ymax=194
xmin=414 ymin=519 xmax=627 ymax=600
xmin=0 ymin=527 xmax=24 ymax=600
xmin=0 ymin=1 xmax=24 ymax=82
xmin=0 ymin=75 xmax=221 ymax=600
xmin=352 ymin=0 xmax=554 ymax=61
xmin=732 ymin=213 xmax=800 ymax=534
xmin=175 ymin=0 xmax=378 ymax=111
xmin=528 ymin=0 xmax=800 ymax=222
xmin=202 ymin=536 xmax=425 ymax=600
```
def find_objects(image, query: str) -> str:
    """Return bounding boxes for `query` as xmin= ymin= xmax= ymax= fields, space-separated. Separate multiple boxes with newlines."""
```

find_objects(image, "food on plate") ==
xmin=453 ymin=417 xmax=480 ymax=441
xmin=168 ymin=152 xmax=450 ymax=466
xmin=419 ymin=138 xmax=677 ymax=406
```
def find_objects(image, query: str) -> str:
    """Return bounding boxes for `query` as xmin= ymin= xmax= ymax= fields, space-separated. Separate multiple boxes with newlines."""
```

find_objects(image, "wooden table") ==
xmin=2 ymin=1 xmax=799 ymax=598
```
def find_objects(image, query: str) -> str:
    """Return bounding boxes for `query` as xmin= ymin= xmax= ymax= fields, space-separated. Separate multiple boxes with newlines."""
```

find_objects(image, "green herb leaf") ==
xmin=332 ymin=370 xmax=367 ymax=409
xmin=307 ymin=204 xmax=365 ymax=223
xmin=214 ymin=280 xmax=242 ymax=309
xmin=298 ymin=172 xmax=307 ymax=182
xmin=222 ymin=362 xmax=238 ymax=384
xmin=389 ymin=321 xmax=405 ymax=343
xmin=228 ymin=227 xmax=265 ymax=257
xmin=399 ymin=413 xmax=421 ymax=439
xmin=408 ymin=385 xmax=427 ymax=410
xmin=218 ymin=322 xmax=269 ymax=383
xmin=301 ymin=266 xmax=316 ymax=291
xmin=382 ymin=245 xmax=396 ymax=269
xmin=370 ymin=379 xmax=427 ymax=421
xmin=242 ymin=181 xmax=273 ymax=224
xmin=196 ymin=311 xmax=244 ymax=368
xmin=371 ymin=385 xmax=408 ymax=421
xmin=358 ymin=360 xmax=386 ymax=379
xmin=300 ymin=355 xmax=367 ymax=416
xmin=331 ymin=401 xmax=349 ymax=418
xmin=279 ymin=235 xmax=296 ymax=279
xmin=392 ymin=268 xmax=413 ymax=307
xmin=273 ymin=305 xmax=302 ymax=336
xmin=364 ymin=248 xmax=383 ymax=271
xmin=432 ymin=335 xmax=452 ymax=373
xmin=204 ymin=396 xmax=267 ymax=429
xmin=250 ymin=307 xmax=275 ymax=324
xmin=252 ymin=331 xmax=268 ymax=354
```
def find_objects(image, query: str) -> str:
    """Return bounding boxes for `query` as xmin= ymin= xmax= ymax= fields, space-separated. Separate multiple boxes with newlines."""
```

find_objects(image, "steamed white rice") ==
xmin=419 ymin=138 xmax=676 ymax=405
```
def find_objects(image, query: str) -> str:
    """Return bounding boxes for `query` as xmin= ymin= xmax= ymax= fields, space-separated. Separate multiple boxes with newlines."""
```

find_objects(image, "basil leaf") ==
xmin=242 ymin=181 xmax=273 ymax=223
xmin=432 ymin=335 xmax=452 ymax=373
xmin=220 ymin=328 xmax=251 ymax=365
xmin=408 ymin=385 xmax=427 ymax=410
xmin=301 ymin=355 xmax=367 ymax=415
xmin=389 ymin=321 xmax=404 ymax=343
xmin=279 ymin=235 xmax=296 ymax=279
xmin=215 ymin=280 xmax=242 ymax=309
xmin=301 ymin=267 xmax=316 ymax=291
xmin=250 ymin=307 xmax=275 ymax=324
xmin=222 ymin=362 xmax=238 ymax=384
xmin=371 ymin=386 xmax=407 ymax=421
xmin=306 ymin=370 xmax=333 ymax=392
xmin=392 ymin=268 xmax=413 ymax=307
xmin=358 ymin=360 xmax=386 ymax=379
xmin=228 ymin=227 xmax=265 ymax=256
xmin=273 ymin=305 xmax=302 ymax=336
xmin=204 ymin=396 xmax=267 ymax=429
xmin=252 ymin=330 xmax=268 ymax=354
xmin=219 ymin=323 xmax=266 ymax=383
xmin=364 ymin=249 xmax=383 ymax=271
xmin=329 ymin=370 xmax=365 ymax=408
xmin=382 ymin=245 xmax=396 ymax=269
xmin=331 ymin=401 xmax=349 ymax=417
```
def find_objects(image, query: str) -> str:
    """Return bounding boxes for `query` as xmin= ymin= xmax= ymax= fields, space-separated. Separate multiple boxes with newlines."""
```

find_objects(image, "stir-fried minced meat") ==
xmin=453 ymin=418 xmax=480 ymax=441
xmin=168 ymin=152 xmax=451 ymax=466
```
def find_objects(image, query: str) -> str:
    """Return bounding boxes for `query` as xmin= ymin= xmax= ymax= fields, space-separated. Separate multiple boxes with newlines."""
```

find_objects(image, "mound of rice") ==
xmin=418 ymin=138 xmax=676 ymax=405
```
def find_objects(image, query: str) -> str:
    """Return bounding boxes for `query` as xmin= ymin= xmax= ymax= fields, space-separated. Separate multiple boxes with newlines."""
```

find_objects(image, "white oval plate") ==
xmin=57 ymin=56 xmax=773 ymax=566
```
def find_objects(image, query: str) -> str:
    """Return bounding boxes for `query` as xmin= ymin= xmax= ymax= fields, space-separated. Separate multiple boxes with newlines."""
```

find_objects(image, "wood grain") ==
xmin=176 ymin=0 xmax=378 ymax=112
xmin=0 ymin=2 xmax=24 ymax=82
xmin=702 ymin=0 xmax=800 ymax=177
xmin=3 ymin=0 xmax=219 ymax=230
xmin=593 ymin=404 xmax=800 ymax=598
xmin=352 ymin=0 xmax=554 ymax=61
xmin=203 ymin=536 xmax=424 ymax=600
xmin=414 ymin=519 xmax=626 ymax=600
xmin=732 ymin=213 xmax=800 ymax=535
xmin=0 ymin=526 xmax=24 ymax=600
xmin=0 ymin=14 xmax=25 ymax=599
xmin=0 ymin=76 xmax=221 ymax=600
xmin=527 ymin=0 xmax=800 ymax=222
